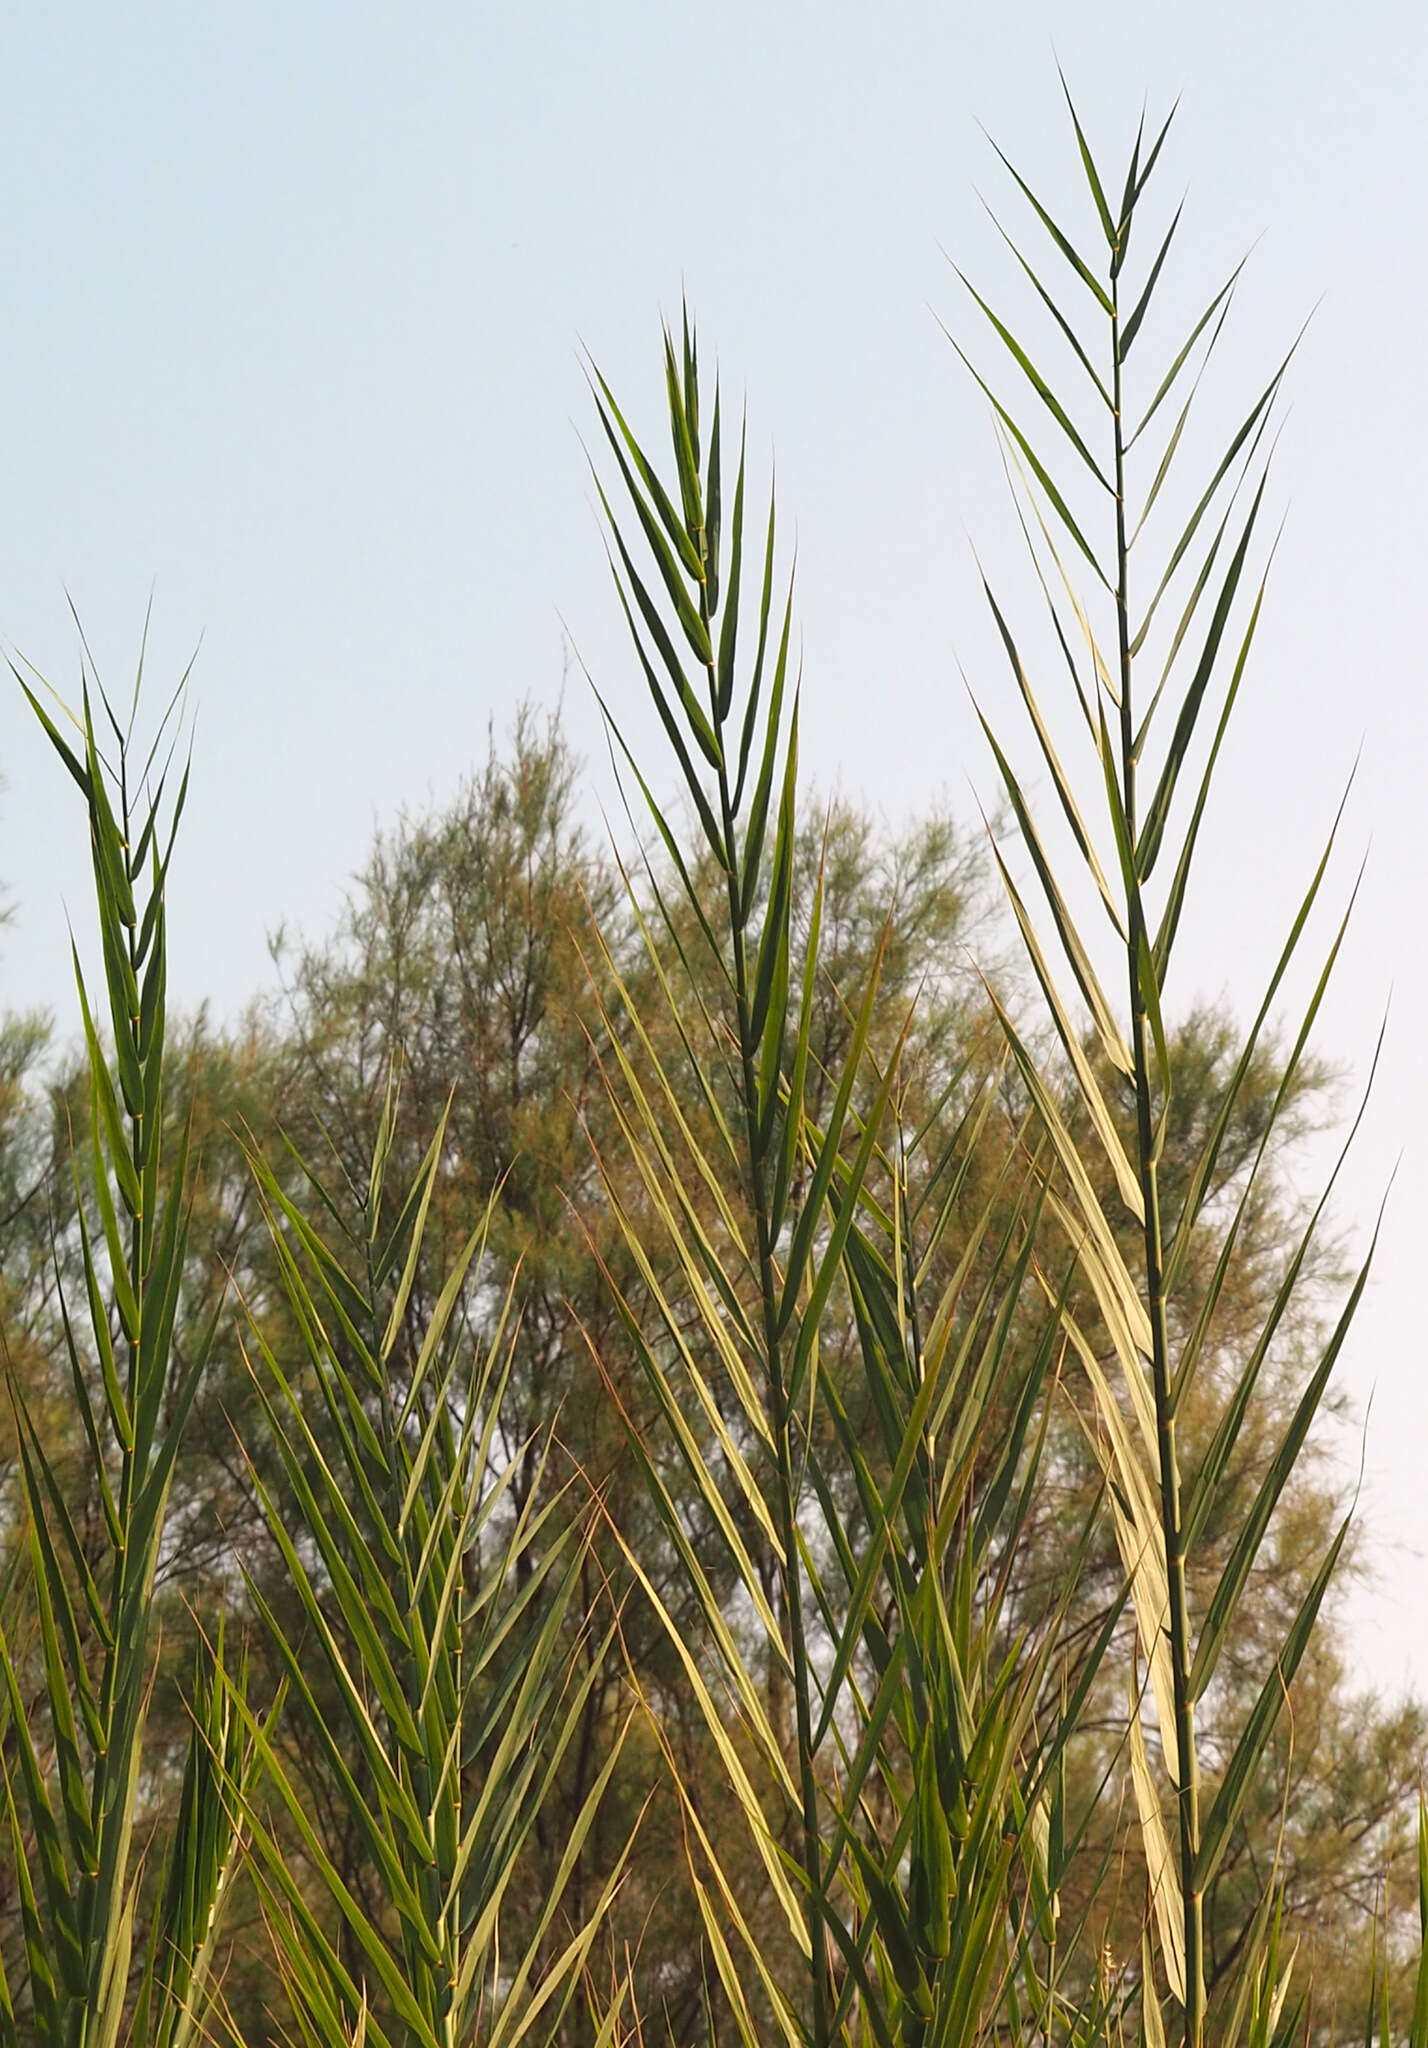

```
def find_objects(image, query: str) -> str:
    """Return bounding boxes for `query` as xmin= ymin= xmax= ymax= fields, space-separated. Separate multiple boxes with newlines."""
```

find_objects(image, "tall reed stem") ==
xmin=1110 ymin=271 xmax=1205 ymax=2048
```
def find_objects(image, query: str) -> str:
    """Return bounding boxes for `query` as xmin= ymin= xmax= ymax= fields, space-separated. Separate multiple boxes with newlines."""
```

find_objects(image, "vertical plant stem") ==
xmin=362 ymin=1203 xmax=454 ymax=2042
xmin=707 ymin=631 xmax=831 ymax=2048
xmin=1110 ymin=270 xmax=1204 ymax=2048
xmin=88 ymin=770 xmax=143 ymax=1981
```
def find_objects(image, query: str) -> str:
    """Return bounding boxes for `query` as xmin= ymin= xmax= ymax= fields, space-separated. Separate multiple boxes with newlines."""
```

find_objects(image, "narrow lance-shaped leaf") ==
xmin=1120 ymin=198 xmax=1184 ymax=356
xmin=733 ymin=487 xmax=779 ymax=812
xmin=706 ymin=377 xmax=723 ymax=610
xmin=1125 ymin=256 xmax=1245 ymax=452
xmin=976 ymin=201 xmax=1114 ymax=411
xmin=586 ymin=358 xmax=705 ymax=581
xmin=1189 ymin=1203 xmax=1381 ymax=1701
xmin=944 ymin=326 xmax=1110 ymax=587
xmin=1136 ymin=469 xmax=1270 ymax=881
xmin=954 ymin=264 xmax=1114 ymax=488
xmin=593 ymin=476 xmax=722 ymax=769
xmin=975 ymin=701 xmax=1132 ymax=1076
xmin=1195 ymin=1511 xmax=1352 ymax=1894
xmin=985 ymin=135 xmax=1115 ymax=313
xmin=664 ymin=325 xmax=704 ymax=545
xmin=715 ymin=413 xmax=746 ymax=718
xmin=978 ymin=565 xmax=1125 ymax=943
xmin=1132 ymin=343 xmax=1295 ymax=653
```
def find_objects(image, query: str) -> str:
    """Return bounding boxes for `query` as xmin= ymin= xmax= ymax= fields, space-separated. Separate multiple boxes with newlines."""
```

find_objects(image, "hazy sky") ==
xmin=1 ymin=2 xmax=1425 ymax=1691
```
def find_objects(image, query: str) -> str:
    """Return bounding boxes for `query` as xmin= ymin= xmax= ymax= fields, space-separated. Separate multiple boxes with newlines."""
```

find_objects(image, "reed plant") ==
xmin=4 ymin=674 xmax=635 ymax=2046
xmin=224 ymin=1084 xmax=633 ymax=2047
xmin=0 ymin=666 xmax=249 ymax=2047
xmin=580 ymin=314 xmax=1115 ymax=2048
xmin=945 ymin=85 xmax=1377 ymax=2048
xmin=576 ymin=82 xmax=1406 ymax=2048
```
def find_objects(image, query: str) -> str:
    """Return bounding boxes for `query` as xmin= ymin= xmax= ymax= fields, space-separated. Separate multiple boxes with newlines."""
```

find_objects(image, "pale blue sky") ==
xmin=1 ymin=1 xmax=1425 ymax=1689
